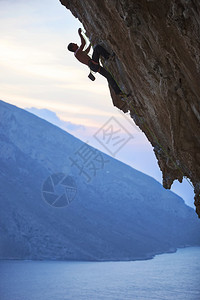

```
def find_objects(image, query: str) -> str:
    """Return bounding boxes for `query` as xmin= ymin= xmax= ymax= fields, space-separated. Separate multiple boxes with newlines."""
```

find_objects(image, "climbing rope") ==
xmin=82 ymin=31 xmax=194 ymax=190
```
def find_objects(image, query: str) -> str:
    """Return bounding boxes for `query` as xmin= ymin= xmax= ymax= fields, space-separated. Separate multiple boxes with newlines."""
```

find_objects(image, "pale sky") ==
xmin=0 ymin=0 xmax=195 ymax=208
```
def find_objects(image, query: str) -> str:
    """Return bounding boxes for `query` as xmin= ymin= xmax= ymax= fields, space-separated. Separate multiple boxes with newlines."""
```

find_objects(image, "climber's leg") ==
xmin=92 ymin=45 xmax=110 ymax=63
xmin=98 ymin=66 xmax=121 ymax=95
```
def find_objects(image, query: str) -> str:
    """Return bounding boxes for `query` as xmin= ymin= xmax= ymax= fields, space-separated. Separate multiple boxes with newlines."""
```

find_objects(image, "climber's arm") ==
xmin=84 ymin=43 xmax=92 ymax=54
xmin=78 ymin=28 xmax=86 ymax=51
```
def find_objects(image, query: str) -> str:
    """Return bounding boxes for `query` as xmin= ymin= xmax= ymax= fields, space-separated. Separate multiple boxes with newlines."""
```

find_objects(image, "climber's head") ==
xmin=67 ymin=43 xmax=78 ymax=52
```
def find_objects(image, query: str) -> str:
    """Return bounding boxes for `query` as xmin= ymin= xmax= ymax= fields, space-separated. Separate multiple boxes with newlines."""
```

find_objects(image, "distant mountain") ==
xmin=0 ymin=100 xmax=199 ymax=261
xmin=25 ymin=107 xmax=85 ymax=132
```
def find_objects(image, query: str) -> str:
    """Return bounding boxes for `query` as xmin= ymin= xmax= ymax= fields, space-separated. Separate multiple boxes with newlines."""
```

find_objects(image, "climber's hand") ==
xmin=78 ymin=28 xmax=82 ymax=36
xmin=78 ymin=28 xmax=86 ymax=50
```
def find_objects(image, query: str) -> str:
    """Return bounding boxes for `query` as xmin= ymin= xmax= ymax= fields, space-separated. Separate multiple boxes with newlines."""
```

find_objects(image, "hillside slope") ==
xmin=0 ymin=100 xmax=199 ymax=261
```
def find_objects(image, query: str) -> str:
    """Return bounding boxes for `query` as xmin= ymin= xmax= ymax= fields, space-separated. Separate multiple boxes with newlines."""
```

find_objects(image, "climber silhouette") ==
xmin=67 ymin=28 xmax=124 ymax=96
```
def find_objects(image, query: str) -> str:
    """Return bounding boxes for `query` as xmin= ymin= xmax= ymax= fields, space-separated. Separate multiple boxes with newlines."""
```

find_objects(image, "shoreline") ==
xmin=1 ymin=246 xmax=199 ymax=263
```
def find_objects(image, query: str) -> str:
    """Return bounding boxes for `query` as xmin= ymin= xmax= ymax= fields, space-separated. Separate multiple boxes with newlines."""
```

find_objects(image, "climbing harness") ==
xmin=88 ymin=59 xmax=101 ymax=81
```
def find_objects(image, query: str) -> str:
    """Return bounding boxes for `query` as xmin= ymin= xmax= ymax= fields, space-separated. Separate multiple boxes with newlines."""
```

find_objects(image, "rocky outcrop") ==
xmin=60 ymin=0 xmax=200 ymax=216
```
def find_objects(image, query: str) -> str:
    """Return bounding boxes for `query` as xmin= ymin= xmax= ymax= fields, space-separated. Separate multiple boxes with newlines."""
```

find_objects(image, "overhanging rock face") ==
xmin=60 ymin=0 xmax=200 ymax=217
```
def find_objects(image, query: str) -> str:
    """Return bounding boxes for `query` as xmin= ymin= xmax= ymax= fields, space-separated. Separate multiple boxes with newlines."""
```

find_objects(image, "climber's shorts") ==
xmin=88 ymin=59 xmax=101 ymax=72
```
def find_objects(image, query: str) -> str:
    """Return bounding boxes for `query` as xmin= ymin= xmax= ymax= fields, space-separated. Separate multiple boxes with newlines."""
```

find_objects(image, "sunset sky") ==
xmin=0 ymin=0 xmax=195 ymax=207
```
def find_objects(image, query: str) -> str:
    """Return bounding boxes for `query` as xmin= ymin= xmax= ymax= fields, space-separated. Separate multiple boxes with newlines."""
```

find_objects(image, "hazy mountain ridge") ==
xmin=0 ymin=100 xmax=199 ymax=261
xmin=25 ymin=107 xmax=85 ymax=133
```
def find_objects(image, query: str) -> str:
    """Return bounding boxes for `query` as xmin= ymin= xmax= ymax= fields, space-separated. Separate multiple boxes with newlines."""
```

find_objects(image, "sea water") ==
xmin=0 ymin=247 xmax=199 ymax=300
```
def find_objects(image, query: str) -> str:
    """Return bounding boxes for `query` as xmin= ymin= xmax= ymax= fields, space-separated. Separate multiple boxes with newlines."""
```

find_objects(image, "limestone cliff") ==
xmin=60 ymin=0 xmax=200 ymax=217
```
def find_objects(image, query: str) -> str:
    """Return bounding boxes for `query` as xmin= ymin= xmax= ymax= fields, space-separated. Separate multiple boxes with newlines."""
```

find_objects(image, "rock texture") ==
xmin=60 ymin=0 xmax=200 ymax=217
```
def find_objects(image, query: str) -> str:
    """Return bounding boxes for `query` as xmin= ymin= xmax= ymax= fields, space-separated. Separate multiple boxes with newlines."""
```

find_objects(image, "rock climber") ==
xmin=67 ymin=28 xmax=125 ymax=97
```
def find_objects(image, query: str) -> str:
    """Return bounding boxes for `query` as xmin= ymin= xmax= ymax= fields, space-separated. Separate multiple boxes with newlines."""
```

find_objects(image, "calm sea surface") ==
xmin=0 ymin=247 xmax=199 ymax=300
